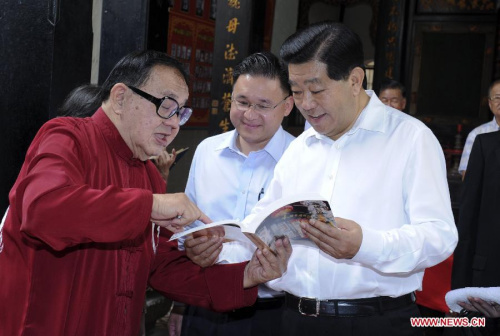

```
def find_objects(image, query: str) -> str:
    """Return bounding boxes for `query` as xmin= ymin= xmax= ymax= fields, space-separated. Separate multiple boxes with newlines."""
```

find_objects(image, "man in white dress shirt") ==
xmin=169 ymin=52 xmax=295 ymax=336
xmin=458 ymin=79 xmax=500 ymax=178
xmin=253 ymin=21 xmax=457 ymax=336
xmin=185 ymin=22 xmax=457 ymax=335
xmin=239 ymin=22 xmax=455 ymax=335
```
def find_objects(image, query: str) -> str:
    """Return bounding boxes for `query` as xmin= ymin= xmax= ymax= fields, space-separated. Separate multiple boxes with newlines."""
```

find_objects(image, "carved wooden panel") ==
xmin=416 ymin=0 xmax=496 ymax=14
xmin=409 ymin=21 xmax=495 ymax=124
xmin=297 ymin=0 xmax=379 ymax=44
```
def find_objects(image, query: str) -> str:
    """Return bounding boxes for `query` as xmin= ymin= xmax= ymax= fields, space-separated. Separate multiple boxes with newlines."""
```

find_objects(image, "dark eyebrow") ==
xmin=289 ymin=78 xmax=322 ymax=86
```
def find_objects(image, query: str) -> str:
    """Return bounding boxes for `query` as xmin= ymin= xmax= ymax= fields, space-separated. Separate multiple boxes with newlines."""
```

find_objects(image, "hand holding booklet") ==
xmin=170 ymin=194 xmax=336 ymax=252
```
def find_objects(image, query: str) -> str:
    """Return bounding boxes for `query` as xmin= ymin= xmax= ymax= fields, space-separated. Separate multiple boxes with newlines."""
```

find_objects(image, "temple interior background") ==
xmin=1 ymin=0 xmax=498 ymax=218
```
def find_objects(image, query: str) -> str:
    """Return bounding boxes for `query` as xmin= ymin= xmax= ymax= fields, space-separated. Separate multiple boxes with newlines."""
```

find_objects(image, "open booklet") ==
xmin=170 ymin=193 xmax=336 ymax=251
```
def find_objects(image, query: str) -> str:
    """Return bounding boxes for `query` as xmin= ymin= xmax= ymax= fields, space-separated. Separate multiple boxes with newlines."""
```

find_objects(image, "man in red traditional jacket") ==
xmin=0 ymin=50 xmax=291 ymax=336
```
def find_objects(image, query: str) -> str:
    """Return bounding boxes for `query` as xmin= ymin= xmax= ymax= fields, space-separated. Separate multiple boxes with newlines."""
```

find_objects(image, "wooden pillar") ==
xmin=0 ymin=0 xmax=93 ymax=210
xmin=372 ymin=0 xmax=407 ymax=92
xmin=208 ymin=0 xmax=254 ymax=135
xmin=98 ymin=0 xmax=149 ymax=83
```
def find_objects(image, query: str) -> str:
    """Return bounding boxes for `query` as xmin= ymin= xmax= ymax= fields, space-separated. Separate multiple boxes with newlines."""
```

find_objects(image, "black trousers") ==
xmin=181 ymin=297 xmax=284 ymax=336
xmin=280 ymin=302 xmax=424 ymax=336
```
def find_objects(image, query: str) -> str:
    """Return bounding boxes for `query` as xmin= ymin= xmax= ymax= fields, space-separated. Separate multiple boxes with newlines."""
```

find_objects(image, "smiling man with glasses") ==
xmin=169 ymin=52 xmax=296 ymax=336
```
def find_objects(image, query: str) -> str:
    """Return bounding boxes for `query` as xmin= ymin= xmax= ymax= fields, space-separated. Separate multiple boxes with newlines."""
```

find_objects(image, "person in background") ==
xmin=168 ymin=51 xmax=295 ymax=336
xmin=378 ymin=77 xmax=407 ymax=111
xmin=0 ymin=50 xmax=291 ymax=336
xmin=189 ymin=21 xmax=457 ymax=336
xmin=458 ymin=79 xmax=500 ymax=178
xmin=452 ymin=130 xmax=500 ymax=334
xmin=58 ymin=84 xmax=102 ymax=118
xmin=459 ymin=297 xmax=500 ymax=319
xmin=153 ymin=148 xmax=177 ymax=181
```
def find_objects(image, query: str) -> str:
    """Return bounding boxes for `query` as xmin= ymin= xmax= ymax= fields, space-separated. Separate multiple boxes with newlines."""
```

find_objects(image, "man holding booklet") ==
xmin=0 ymin=50 xmax=292 ymax=336
xmin=187 ymin=22 xmax=458 ymax=336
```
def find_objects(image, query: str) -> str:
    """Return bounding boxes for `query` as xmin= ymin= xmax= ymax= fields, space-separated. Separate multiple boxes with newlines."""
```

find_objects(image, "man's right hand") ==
xmin=151 ymin=193 xmax=211 ymax=232
xmin=184 ymin=227 xmax=224 ymax=267
xmin=243 ymin=236 xmax=292 ymax=288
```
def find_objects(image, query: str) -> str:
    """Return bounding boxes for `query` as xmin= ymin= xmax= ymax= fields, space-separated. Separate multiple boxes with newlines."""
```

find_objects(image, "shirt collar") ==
xmin=215 ymin=127 xmax=287 ymax=162
xmin=92 ymin=108 xmax=142 ymax=165
xmin=352 ymin=90 xmax=387 ymax=134
xmin=215 ymin=129 xmax=238 ymax=152
xmin=262 ymin=126 xmax=288 ymax=162
xmin=304 ymin=90 xmax=387 ymax=145
xmin=490 ymin=117 xmax=500 ymax=130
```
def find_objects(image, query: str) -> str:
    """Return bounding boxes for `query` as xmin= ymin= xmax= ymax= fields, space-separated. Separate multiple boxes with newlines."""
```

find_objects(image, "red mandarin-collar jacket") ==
xmin=0 ymin=109 xmax=257 ymax=336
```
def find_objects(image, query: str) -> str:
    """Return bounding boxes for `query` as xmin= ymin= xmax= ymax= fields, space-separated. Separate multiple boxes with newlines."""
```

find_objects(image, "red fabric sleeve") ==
xmin=12 ymin=120 xmax=154 ymax=251
xmin=149 ymin=231 xmax=258 ymax=312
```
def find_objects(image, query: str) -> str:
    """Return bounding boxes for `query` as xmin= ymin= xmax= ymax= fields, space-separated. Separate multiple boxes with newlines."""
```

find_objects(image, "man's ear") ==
xmin=283 ymin=95 xmax=294 ymax=117
xmin=349 ymin=67 xmax=365 ymax=96
xmin=109 ymin=83 xmax=128 ymax=114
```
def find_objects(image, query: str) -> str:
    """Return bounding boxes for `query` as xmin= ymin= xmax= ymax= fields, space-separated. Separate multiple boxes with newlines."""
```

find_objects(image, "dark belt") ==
xmin=285 ymin=292 xmax=415 ymax=317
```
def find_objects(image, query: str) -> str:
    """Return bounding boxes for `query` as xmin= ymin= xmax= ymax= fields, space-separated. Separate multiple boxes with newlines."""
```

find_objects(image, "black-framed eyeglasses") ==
xmin=128 ymin=85 xmax=192 ymax=126
xmin=231 ymin=95 xmax=290 ymax=114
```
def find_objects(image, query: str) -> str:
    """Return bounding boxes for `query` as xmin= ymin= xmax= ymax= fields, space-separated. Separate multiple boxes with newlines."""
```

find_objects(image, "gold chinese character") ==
xmin=385 ymin=67 xmax=393 ymax=79
xmin=219 ymin=118 xmax=231 ymax=132
xmin=389 ymin=5 xmax=398 ymax=16
xmin=227 ymin=0 xmax=240 ymax=9
xmin=386 ymin=51 xmax=395 ymax=63
xmin=222 ymin=92 xmax=232 ymax=112
xmin=226 ymin=18 xmax=240 ymax=34
xmin=222 ymin=67 xmax=234 ymax=85
xmin=224 ymin=43 xmax=238 ymax=60
xmin=387 ymin=21 xmax=397 ymax=33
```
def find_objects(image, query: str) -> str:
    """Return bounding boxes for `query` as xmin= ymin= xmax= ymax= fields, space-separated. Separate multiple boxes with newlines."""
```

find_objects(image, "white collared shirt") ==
xmin=221 ymin=91 xmax=457 ymax=300
xmin=184 ymin=127 xmax=295 ymax=297
xmin=458 ymin=118 xmax=500 ymax=173
xmin=185 ymin=126 xmax=295 ymax=224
